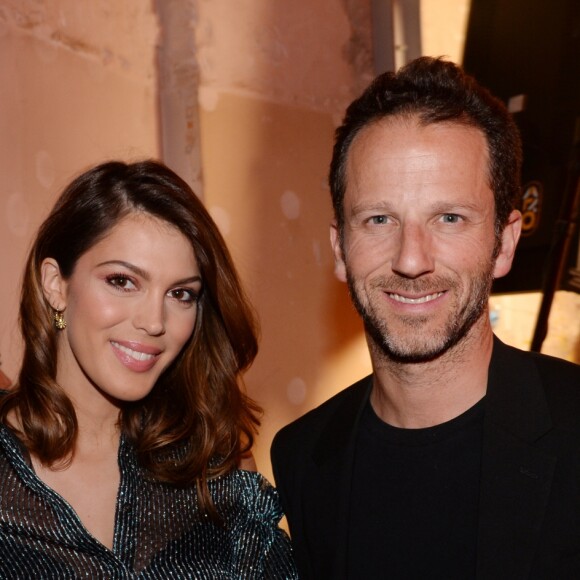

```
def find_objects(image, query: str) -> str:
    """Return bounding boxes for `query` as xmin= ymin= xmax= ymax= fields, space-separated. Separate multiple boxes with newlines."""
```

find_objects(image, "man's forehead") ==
xmin=342 ymin=117 xmax=493 ymax=213
xmin=346 ymin=118 xmax=488 ymax=174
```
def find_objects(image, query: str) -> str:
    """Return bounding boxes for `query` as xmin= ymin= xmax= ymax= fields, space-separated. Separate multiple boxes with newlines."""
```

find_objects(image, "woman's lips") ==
xmin=110 ymin=340 xmax=161 ymax=372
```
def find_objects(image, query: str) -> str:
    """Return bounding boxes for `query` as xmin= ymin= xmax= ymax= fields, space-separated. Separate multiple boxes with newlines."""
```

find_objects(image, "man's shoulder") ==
xmin=495 ymin=339 xmax=580 ymax=423
xmin=526 ymin=348 xmax=580 ymax=413
xmin=498 ymin=340 xmax=580 ymax=388
xmin=528 ymin=348 xmax=580 ymax=378
xmin=272 ymin=375 xmax=371 ymax=455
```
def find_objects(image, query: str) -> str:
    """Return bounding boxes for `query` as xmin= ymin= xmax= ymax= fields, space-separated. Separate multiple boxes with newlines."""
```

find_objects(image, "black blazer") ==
xmin=271 ymin=338 xmax=580 ymax=579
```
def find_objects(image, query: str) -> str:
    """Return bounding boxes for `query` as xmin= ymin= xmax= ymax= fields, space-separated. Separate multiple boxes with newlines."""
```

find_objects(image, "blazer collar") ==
xmin=485 ymin=336 xmax=552 ymax=440
xmin=312 ymin=374 xmax=372 ymax=467
xmin=477 ymin=337 xmax=556 ymax=578
xmin=312 ymin=374 xmax=372 ymax=579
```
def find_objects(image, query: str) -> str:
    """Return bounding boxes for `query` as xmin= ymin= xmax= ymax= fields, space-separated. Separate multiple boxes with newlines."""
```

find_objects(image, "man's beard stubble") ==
xmin=346 ymin=265 xmax=495 ymax=364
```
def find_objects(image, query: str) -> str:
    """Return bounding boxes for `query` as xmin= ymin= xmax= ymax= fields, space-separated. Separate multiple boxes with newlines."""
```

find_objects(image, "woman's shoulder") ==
xmin=204 ymin=468 xmax=297 ymax=577
xmin=211 ymin=467 xmax=278 ymax=499
xmin=209 ymin=468 xmax=284 ymax=524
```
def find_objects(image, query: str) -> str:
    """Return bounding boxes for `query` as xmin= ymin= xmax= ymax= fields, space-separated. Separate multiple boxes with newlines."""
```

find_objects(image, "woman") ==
xmin=0 ymin=160 xmax=297 ymax=578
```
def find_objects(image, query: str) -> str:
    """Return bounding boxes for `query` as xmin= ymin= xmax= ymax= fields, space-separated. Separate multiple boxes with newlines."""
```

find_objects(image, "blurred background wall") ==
xmin=0 ymin=0 xmax=160 ymax=393
xmin=1 ymin=0 xmax=578 ymax=480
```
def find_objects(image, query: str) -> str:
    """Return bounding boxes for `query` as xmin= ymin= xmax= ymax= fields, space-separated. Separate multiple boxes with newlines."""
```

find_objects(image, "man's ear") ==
xmin=493 ymin=210 xmax=522 ymax=279
xmin=40 ymin=258 xmax=68 ymax=311
xmin=330 ymin=221 xmax=348 ymax=283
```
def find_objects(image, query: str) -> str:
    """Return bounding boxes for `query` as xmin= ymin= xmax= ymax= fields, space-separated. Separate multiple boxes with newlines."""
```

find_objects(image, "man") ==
xmin=271 ymin=57 xmax=580 ymax=579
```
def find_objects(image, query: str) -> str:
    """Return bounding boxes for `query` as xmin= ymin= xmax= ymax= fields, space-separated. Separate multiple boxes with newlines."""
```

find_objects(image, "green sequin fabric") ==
xmin=0 ymin=424 xmax=298 ymax=579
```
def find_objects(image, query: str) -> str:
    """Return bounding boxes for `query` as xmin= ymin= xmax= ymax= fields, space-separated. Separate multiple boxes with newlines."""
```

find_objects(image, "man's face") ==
xmin=331 ymin=117 xmax=521 ymax=363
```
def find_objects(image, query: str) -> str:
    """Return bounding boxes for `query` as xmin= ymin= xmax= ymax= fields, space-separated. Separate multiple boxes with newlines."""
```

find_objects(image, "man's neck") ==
xmin=368 ymin=321 xmax=494 ymax=429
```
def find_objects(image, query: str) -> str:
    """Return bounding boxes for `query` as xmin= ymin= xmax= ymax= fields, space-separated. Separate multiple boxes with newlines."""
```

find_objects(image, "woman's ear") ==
xmin=40 ymin=258 xmax=68 ymax=311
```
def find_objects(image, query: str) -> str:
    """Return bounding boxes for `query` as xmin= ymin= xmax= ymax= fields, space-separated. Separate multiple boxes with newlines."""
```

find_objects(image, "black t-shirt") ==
xmin=347 ymin=397 xmax=485 ymax=580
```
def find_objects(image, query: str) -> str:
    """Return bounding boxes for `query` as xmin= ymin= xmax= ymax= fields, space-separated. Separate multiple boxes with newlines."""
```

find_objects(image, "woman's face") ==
xmin=42 ymin=212 xmax=202 ymax=412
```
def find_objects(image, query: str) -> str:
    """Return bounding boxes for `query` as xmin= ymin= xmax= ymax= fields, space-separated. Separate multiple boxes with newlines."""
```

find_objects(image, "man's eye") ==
xmin=369 ymin=215 xmax=388 ymax=225
xmin=441 ymin=214 xmax=461 ymax=224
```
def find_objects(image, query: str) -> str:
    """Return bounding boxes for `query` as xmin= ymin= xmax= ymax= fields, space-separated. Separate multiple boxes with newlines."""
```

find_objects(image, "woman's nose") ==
xmin=133 ymin=295 xmax=166 ymax=336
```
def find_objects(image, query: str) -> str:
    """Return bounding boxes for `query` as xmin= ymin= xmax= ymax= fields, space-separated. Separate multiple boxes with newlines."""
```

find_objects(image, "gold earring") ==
xmin=54 ymin=310 xmax=66 ymax=330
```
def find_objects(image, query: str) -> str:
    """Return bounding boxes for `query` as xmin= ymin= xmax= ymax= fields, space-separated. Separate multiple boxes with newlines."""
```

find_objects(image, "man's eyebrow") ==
xmin=429 ymin=201 xmax=482 ymax=213
xmin=349 ymin=200 xmax=483 ymax=215
xmin=349 ymin=201 xmax=394 ymax=215
xmin=96 ymin=260 xmax=202 ymax=285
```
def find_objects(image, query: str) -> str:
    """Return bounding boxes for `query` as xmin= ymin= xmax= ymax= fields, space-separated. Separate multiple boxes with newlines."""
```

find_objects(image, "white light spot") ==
xmin=208 ymin=205 xmax=231 ymax=236
xmin=286 ymin=377 xmax=307 ymax=405
xmin=198 ymin=87 xmax=220 ymax=112
xmin=5 ymin=193 xmax=30 ymax=237
xmin=35 ymin=151 xmax=55 ymax=189
xmin=280 ymin=190 xmax=300 ymax=220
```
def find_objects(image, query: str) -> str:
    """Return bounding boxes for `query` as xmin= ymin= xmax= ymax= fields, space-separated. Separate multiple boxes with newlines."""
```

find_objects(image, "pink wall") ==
xmin=0 ymin=0 xmax=159 ymax=379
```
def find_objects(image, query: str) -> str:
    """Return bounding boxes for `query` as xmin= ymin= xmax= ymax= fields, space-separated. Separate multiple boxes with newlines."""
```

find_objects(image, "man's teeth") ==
xmin=112 ymin=342 xmax=155 ymax=361
xmin=389 ymin=292 xmax=443 ymax=304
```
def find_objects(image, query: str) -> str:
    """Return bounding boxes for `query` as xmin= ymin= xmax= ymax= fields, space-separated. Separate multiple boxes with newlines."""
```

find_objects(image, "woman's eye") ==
xmin=169 ymin=288 xmax=198 ymax=305
xmin=106 ymin=275 xmax=136 ymax=291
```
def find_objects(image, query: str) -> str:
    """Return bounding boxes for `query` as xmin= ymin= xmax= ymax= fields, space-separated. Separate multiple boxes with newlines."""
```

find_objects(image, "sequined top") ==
xmin=0 ymin=423 xmax=298 ymax=579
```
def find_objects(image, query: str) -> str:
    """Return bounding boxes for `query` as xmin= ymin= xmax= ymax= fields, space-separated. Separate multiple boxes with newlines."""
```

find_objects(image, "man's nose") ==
xmin=391 ymin=223 xmax=435 ymax=279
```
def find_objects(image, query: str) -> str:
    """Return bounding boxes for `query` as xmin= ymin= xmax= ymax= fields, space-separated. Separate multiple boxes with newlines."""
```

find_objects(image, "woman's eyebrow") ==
xmin=96 ymin=260 xmax=202 ymax=285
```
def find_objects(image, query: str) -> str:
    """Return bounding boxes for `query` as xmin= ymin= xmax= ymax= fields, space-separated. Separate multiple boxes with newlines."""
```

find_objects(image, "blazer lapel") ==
xmin=477 ymin=338 xmax=557 ymax=579
xmin=311 ymin=375 xmax=372 ymax=579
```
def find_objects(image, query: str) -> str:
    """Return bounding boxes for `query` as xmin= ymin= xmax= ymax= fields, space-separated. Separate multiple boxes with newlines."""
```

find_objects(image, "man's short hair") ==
xmin=329 ymin=57 xmax=522 ymax=238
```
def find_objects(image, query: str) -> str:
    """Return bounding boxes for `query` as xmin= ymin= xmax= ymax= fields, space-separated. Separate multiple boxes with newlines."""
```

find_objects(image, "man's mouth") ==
xmin=388 ymin=292 xmax=444 ymax=304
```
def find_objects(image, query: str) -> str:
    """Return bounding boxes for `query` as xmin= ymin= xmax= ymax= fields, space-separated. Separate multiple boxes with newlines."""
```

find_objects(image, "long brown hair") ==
xmin=0 ymin=160 xmax=260 ymax=515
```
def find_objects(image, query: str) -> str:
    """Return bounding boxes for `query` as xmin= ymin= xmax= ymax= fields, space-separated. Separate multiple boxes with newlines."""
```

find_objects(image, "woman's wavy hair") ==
xmin=0 ymin=160 xmax=260 ymax=516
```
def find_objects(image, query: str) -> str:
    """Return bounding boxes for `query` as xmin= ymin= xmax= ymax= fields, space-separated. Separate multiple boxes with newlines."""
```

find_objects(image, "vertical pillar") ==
xmin=371 ymin=0 xmax=421 ymax=74
xmin=155 ymin=0 xmax=204 ymax=198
